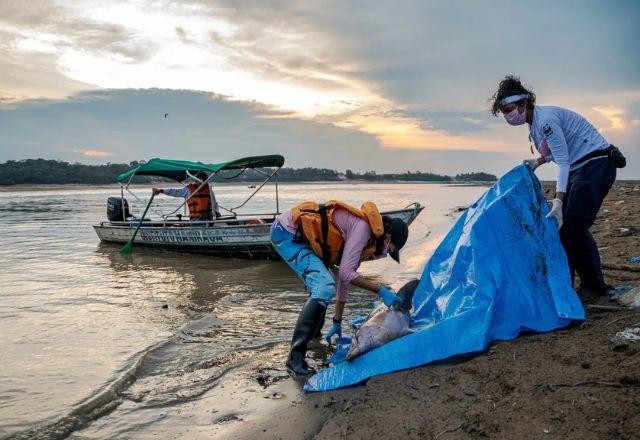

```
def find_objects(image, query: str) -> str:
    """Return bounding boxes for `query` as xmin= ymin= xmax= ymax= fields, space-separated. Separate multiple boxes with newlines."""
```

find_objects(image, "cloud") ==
xmin=593 ymin=106 xmax=628 ymax=132
xmin=0 ymin=2 xmax=158 ymax=102
xmin=0 ymin=88 xmax=519 ymax=175
xmin=174 ymin=26 xmax=193 ymax=44
xmin=193 ymin=0 xmax=640 ymax=106
xmin=0 ymin=1 xmax=638 ymax=178
xmin=181 ymin=0 xmax=640 ymax=150
xmin=68 ymin=148 xmax=114 ymax=158
xmin=0 ymin=28 xmax=94 ymax=102
xmin=0 ymin=2 xmax=158 ymax=62
xmin=1 ymin=88 xmax=637 ymax=178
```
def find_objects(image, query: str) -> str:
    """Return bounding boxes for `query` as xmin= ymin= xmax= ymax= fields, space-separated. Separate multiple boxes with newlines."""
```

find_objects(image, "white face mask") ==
xmin=504 ymin=107 xmax=526 ymax=126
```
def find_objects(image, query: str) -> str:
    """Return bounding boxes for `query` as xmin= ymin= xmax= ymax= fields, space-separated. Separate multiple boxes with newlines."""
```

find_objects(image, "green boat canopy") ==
xmin=117 ymin=155 xmax=285 ymax=183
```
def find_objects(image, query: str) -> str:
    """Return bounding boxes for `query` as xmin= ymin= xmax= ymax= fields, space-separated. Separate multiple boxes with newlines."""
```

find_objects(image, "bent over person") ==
xmin=490 ymin=75 xmax=626 ymax=300
xmin=153 ymin=172 xmax=220 ymax=220
xmin=270 ymin=200 xmax=409 ymax=376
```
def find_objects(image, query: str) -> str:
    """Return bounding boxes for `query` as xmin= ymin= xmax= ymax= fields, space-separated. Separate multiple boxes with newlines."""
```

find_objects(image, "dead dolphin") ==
xmin=346 ymin=279 xmax=419 ymax=360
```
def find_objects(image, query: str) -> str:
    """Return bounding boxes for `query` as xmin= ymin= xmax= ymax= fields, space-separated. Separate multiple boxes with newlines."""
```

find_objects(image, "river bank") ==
xmin=313 ymin=182 xmax=640 ymax=439
xmin=2 ymin=182 xmax=638 ymax=439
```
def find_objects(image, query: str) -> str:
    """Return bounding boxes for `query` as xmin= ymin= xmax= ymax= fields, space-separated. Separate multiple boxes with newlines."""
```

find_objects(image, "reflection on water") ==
xmin=0 ymin=183 xmax=485 ymax=439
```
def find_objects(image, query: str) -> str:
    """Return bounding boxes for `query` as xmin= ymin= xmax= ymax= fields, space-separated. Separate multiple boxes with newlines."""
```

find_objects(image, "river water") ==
xmin=0 ymin=182 xmax=485 ymax=439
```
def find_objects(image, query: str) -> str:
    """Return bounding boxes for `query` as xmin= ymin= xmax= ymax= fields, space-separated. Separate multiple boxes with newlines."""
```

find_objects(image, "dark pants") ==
xmin=560 ymin=157 xmax=616 ymax=294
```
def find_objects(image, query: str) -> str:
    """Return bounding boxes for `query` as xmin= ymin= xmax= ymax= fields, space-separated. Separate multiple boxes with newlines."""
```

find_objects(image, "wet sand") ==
xmin=233 ymin=183 xmax=639 ymax=440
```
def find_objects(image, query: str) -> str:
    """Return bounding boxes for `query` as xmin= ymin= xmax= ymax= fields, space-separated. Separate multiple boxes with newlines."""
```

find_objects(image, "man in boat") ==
xmin=270 ymin=200 xmax=409 ymax=376
xmin=152 ymin=172 xmax=221 ymax=220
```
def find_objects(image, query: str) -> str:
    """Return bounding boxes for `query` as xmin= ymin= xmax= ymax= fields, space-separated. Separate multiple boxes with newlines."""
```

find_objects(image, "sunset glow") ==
xmin=0 ymin=1 xmax=637 ymax=176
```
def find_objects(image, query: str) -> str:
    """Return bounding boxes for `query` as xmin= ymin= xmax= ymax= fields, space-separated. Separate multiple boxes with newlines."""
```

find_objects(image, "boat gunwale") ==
xmin=94 ymin=205 xmax=423 ymax=231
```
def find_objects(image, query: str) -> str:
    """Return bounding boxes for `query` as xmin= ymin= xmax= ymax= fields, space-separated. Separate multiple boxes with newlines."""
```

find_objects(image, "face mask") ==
xmin=504 ymin=107 xmax=526 ymax=126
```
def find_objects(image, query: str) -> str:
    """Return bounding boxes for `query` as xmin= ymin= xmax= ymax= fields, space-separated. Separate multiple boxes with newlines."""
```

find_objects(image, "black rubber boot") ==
xmin=286 ymin=298 xmax=326 ymax=377
xmin=312 ymin=305 xmax=327 ymax=339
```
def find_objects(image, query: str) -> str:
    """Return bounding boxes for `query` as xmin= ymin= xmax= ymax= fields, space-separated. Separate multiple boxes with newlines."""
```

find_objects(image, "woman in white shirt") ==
xmin=490 ymin=75 xmax=623 ymax=300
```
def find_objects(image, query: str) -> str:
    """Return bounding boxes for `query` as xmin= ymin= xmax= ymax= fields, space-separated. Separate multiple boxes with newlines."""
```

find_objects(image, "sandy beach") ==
xmin=305 ymin=182 xmax=639 ymax=439
xmin=172 ymin=182 xmax=639 ymax=440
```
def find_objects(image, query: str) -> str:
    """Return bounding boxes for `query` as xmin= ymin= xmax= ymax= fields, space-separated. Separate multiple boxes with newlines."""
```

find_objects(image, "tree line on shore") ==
xmin=0 ymin=159 xmax=496 ymax=185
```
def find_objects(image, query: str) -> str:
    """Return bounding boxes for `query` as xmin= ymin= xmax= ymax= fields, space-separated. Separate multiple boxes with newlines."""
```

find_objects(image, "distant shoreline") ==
xmin=2 ymin=180 xmax=638 ymax=192
xmin=0 ymin=159 xmax=498 ymax=186
xmin=0 ymin=180 xmax=496 ymax=192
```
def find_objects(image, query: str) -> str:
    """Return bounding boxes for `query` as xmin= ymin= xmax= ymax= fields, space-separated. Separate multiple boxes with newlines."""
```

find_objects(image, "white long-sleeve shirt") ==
xmin=529 ymin=105 xmax=609 ymax=193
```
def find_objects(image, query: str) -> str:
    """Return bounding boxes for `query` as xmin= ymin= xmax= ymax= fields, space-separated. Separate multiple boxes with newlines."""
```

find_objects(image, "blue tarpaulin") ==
xmin=305 ymin=165 xmax=585 ymax=392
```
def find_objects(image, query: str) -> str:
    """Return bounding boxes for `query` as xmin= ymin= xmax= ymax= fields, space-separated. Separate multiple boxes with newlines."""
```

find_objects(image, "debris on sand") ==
xmin=617 ymin=227 xmax=632 ymax=237
xmin=613 ymin=286 xmax=640 ymax=309
xmin=214 ymin=414 xmax=242 ymax=424
xmin=612 ymin=327 xmax=640 ymax=343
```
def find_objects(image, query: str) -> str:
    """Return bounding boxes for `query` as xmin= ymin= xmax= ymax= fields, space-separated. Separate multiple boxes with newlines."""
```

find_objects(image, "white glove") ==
xmin=523 ymin=158 xmax=539 ymax=171
xmin=546 ymin=198 xmax=563 ymax=230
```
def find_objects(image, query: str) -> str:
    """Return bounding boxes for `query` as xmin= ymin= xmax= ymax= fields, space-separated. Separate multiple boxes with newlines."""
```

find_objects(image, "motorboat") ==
xmin=93 ymin=155 xmax=423 ymax=259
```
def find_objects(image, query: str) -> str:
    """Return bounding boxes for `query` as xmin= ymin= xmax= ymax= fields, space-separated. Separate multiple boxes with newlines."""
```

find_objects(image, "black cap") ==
xmin=387 ymin=218 xmax=408 ymax=263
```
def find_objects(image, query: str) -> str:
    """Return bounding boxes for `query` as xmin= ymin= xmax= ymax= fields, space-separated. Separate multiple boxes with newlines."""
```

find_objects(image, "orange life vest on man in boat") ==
xmin=187 ymin=183 xmax=213 ymax=220
xmin=291 ymin=200 xmax=385 ymax=267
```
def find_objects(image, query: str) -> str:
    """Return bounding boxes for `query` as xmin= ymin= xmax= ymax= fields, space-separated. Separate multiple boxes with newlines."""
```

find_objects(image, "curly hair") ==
xmin=489 ymin=74 xmax=536 ymax=116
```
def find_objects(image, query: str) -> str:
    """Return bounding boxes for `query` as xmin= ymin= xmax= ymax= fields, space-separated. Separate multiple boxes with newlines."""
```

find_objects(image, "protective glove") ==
xmin=523 ymin=158 xmax=539 ymax=171
xmin=324 ymin=321 xmax=342 ymax=344
xmin=378 ymin=286 xmax=402 ymax=308
xmin=546 ymin=198 xmax=563 ymax=230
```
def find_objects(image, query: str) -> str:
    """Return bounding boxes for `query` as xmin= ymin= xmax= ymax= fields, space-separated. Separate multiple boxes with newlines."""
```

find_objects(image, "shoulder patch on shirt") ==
xmin=542 ymin=123 xmax=553 ymax=136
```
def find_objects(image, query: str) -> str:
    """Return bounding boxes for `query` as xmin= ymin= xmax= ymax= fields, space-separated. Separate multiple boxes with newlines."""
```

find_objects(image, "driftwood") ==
xmin=606 ymin=315 xmax=640 ymax=327
xmin=535 ymin=381 xmax=640 ymax=392
xmin=586 ymin=304 xmax=628 ymax=311
xmin=601 ymin=263 xmax=640 ymax=273
xmin=435 ymin=422 xmax=464 ymax=439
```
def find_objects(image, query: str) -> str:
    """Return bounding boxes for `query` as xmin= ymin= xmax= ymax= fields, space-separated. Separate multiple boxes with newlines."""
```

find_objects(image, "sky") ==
xmin=0 ymin=0 xmax=639 ymax=178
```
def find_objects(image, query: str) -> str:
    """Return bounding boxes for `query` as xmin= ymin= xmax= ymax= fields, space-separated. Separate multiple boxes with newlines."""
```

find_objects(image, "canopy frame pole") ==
xmin=120 ymin=185 xmax=125 ymax=220
xmin=230 ymin=166 xmax=282 ymax=212
xmin=275 ymin=170 xmax=280 ymax=214
xmin=120 ymin=182 xmax=166 ymax=218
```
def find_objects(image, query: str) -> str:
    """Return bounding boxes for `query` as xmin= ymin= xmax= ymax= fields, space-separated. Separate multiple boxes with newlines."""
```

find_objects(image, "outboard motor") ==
xmin=107 ymin=197 xmax=131 ymax=222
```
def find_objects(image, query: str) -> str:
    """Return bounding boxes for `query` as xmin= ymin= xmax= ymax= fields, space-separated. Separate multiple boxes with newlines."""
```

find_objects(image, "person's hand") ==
xmin=546 ymin=198 xmax=563 ymax=230
xmin=324 ymin=321 xmax=342 ymax=344
xmin=523 ymin=158 xmax=539 ymax=171
xmin=378 ymin=286 xmax=402 ymax=308
xmin=152 ymin=188 xmax=162 ymax=195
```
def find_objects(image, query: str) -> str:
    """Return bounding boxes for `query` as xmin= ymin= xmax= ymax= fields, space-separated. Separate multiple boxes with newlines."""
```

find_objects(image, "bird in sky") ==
xmin=164 ymin=113 xmax=168 ymax=118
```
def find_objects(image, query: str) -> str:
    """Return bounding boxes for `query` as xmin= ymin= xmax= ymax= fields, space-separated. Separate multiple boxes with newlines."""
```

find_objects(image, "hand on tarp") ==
xmin=378 ymin=286 xmax=402 ymax=308
xmin=546 ymin=198 xmax=563 ymax=230
xmin=324 ymin=321 xmax=342 ymax=345
xmin=523 ymin=158 xmax=540 ymax=171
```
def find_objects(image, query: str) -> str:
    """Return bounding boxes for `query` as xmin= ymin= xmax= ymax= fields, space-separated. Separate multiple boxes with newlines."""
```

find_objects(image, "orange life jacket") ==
xmin=187 ymin=183 xmax=213 ymax=220
xmin=291 ymin=200 xmax=384 ymax=267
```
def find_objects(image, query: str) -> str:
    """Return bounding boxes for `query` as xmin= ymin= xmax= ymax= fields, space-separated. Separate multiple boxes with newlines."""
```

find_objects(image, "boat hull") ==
xmin=94 ymin=204 xmax=423 ymax=260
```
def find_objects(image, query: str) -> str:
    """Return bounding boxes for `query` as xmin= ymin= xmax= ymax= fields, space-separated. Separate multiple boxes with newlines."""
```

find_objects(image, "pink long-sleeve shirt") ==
xmin=277 ymin=208 xmax=372 ymax=302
